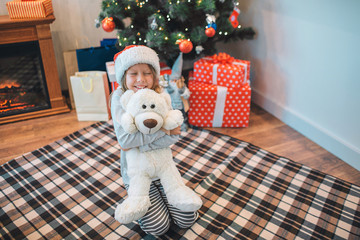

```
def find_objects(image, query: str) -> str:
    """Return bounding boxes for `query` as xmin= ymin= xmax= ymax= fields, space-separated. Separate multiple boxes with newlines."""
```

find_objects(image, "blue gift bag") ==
xmin=100 ymin=38 xmax=117 ymax=47
xmin=76 ymin=45 xmax=118 ymax=72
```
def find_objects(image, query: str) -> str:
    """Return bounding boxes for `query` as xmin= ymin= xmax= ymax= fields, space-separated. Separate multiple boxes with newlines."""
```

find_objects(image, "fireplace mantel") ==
xmin=0 ymin=14 xmax=69 ymax=124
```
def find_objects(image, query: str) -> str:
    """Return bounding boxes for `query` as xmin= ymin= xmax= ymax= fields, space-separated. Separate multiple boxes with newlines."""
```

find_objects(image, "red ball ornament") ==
xmin=102 ymin=17 xmax=115 ymax=32
xmin=179 ymin=40 xmax=193 ymax=53
xmin=205 ymin=27 xmax=216 ymax=37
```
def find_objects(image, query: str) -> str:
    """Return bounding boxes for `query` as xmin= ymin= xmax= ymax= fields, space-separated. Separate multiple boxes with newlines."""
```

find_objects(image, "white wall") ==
xmin=50 ymin=0 xmax=117 ymax=89
xmin=1 ymin=0 xmax=359 ymax=169
xmin=218 ymin=0 xmax=360 ymax=170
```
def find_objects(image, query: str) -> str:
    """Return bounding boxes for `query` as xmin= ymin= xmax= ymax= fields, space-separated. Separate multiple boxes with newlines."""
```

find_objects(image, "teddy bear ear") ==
xmin=160 ymin=92 xmax=173 ymax=110
xmin=120 ymin=90 xmax=135 ymax=110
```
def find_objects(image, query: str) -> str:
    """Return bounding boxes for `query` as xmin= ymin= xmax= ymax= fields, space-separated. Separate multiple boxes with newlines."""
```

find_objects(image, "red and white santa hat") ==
xmin=113 ymin=45 xmax=160 ymax=84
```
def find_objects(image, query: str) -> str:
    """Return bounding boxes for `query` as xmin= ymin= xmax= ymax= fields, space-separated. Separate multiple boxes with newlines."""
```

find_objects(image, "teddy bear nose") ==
xmin=143 ymin=119 xmax=158 ymax=129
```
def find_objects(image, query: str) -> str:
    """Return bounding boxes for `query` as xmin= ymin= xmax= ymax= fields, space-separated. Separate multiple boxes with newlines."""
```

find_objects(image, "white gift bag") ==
xmin=70 ymin=71 xmax=110 ymax=121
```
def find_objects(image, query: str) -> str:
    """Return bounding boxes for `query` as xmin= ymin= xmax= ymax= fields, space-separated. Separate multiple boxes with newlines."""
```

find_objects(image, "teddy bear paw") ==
xmin=121 ymin=113 xmax=138 ymax=134
xmin=166 ymin=186 xmax=202 ymax=212
xmin=171 ymin=109 xmax=184 ymax=126
xmin=163 ymin=110 xmax=184 ymax=130
xmin=122 ymin=123 xmax=138 ymax=134
xmin=114 ymin=196 xmax=151 ymax=224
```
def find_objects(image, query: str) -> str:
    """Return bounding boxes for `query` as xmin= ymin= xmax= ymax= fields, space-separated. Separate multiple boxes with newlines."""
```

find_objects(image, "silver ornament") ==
xmin=150 ymin=18 xmax=158 ymax=30
xmin=195 ymin=45 xmax=204 ymax=54
xmin=95 ymin=18 xmax=100 ymax=28
xmin=206 ymin=14 xmax=216 ymax=24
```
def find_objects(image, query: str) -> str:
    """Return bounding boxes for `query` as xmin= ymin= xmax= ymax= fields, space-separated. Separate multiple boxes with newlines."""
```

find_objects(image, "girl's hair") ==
xmin=120 ymin=64 xmax=162 ymax=93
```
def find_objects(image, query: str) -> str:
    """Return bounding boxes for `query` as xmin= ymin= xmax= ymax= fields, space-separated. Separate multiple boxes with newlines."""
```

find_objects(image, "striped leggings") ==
xmin=126 ymin=179 xmax=199 ymax=236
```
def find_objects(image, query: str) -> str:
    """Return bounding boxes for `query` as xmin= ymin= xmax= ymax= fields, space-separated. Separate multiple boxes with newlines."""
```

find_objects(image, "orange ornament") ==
xmin=179 ymin=40 xmax=193 ymax=53
xmin=102 ymin=17 xmax=115 ymax=32
xmin=205 ymin=27 xmax=216 ymax=37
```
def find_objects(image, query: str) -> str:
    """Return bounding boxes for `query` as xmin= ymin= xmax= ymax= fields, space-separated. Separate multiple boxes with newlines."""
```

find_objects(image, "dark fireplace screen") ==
xmin=0 ymin=41 xmax=50 ymax=118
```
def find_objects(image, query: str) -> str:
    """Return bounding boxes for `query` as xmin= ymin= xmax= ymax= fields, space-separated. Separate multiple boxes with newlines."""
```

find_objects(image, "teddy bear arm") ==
xmin=162 ymin=109 xmax=184 ymax=130
xmin=121 ymin=112 xmax=138 ymax=134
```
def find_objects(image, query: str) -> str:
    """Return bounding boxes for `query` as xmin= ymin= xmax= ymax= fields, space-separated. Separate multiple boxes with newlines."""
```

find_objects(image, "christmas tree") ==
xmin=97 ymin=0 xmax=255 ymax=66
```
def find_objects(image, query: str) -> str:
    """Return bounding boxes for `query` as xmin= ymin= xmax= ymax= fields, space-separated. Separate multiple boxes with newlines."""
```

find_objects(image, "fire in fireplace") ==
xmin=0 ymin=41 xmax=50 ymax=118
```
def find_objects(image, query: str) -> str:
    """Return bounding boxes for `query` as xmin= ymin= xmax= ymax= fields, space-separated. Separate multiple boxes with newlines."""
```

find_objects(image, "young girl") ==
xmin=111 ymin=45 xmax=199 ymax=236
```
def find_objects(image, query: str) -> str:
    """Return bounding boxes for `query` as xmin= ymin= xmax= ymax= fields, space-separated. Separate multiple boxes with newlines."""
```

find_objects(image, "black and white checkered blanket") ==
xmin=1 ymin=121 xmax=359 ymax=239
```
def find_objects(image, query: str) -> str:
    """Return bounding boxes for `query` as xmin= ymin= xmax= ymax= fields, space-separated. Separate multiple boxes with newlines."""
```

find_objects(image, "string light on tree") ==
xmin=136 ymin=0 xmax=147 ymax=8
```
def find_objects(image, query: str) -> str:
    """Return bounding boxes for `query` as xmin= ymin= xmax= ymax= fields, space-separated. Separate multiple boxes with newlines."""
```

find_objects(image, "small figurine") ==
xmin=160 ymin=53 xmax=190 ymax=131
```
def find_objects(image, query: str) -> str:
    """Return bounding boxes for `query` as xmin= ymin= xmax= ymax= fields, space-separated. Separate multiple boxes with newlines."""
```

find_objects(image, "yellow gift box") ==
xmin=6 ymin=0 xmax=53 ymax=19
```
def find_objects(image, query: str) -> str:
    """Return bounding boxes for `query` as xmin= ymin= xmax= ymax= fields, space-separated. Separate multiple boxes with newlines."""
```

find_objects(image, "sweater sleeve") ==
xmin=139 ymin=134 xmax=179 ymax=152
xmin=111 ymin=89 xmax=169 ymax=149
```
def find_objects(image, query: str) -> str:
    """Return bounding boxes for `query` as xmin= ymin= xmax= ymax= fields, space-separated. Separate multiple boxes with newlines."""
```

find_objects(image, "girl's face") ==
xmin=125 ymin=64 xmax=155 ymax=92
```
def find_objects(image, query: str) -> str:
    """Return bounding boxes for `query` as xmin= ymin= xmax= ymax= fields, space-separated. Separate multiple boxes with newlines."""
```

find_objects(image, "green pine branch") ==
xmin=97 ymin=0 xmax=255 ymax=65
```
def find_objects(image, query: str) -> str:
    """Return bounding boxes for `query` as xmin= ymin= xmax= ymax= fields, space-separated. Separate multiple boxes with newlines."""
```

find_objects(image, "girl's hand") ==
xmin=161 ymin=128 xmax=170 ymax=135
xmin=161 ymin=126 xmax=181 ymax=135
xmin=119 ymin=145 xmax=130 ymax=151
xmin=170 ymin=126 xmax=181 ymax=135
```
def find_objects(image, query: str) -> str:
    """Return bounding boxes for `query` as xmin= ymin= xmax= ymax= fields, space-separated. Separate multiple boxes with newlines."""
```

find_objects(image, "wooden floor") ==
xmin=1 ymin=103 xmax=359 ymax=185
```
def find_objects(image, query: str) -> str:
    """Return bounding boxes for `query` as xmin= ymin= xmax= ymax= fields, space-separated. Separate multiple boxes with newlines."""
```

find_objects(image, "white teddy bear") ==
xmin=115 ymin=89 xmax=202 ymax=224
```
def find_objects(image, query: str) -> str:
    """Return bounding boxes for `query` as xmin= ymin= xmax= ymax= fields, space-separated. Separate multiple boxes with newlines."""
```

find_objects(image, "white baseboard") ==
xmin=252 ymin=89 xmax=360 ymax=171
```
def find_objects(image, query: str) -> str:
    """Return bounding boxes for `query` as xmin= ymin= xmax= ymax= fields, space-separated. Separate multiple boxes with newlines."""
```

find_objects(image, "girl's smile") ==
xmin=125 ymin=64 xmax=155 ymax=92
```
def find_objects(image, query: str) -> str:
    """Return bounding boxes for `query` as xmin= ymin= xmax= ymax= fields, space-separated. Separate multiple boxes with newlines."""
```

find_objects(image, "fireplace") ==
xmin=0 ymin=15 xmax=69 ymax=124
xmin=0 ymin=41 xmax=50 ymax=117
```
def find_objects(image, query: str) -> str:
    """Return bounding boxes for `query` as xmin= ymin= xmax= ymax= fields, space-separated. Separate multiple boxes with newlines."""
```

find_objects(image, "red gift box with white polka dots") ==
xmin=188 ymin=74 xmax=251 ymax=128
xmin=193 ymin=54 xmax=250 ymax=88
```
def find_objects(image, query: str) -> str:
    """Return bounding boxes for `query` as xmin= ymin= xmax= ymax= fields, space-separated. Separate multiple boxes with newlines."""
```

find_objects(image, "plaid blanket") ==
xmin=1 ymin=121 xmax=359 ymax=239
